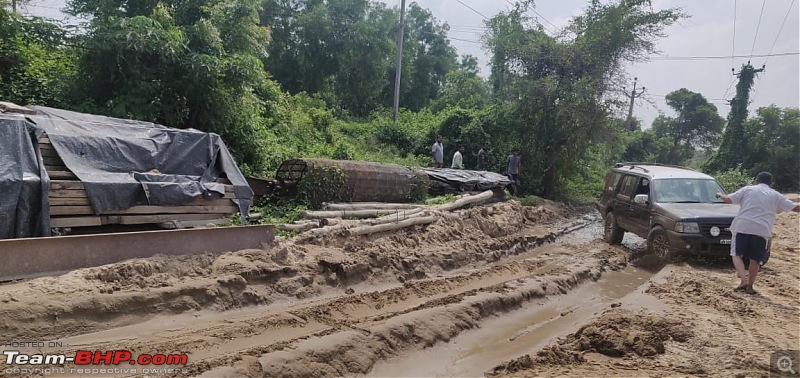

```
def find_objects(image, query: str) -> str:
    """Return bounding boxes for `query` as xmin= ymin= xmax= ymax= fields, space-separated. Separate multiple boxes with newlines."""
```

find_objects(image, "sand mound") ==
xmin=490 ymin=310 xmax=692 ymax=375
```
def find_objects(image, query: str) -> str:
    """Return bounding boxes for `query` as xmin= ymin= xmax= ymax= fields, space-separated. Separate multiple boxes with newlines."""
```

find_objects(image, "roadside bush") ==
xmin=713 ymin=168 xmax=753 ymax=192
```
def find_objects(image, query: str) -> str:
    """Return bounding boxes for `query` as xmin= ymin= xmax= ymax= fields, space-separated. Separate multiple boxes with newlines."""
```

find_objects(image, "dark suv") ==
xmin=596 ymin=163 xmax=739 ymax=257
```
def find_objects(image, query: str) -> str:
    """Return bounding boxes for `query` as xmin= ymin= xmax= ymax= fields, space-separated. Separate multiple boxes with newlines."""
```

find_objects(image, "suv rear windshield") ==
xmin=653 ymin=178 xmax=726 ymax=203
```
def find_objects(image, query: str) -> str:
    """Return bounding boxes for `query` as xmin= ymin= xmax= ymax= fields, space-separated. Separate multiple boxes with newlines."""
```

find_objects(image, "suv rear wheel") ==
xmin=603 ymin=212 xmax=624 ymax=245
xmin=647 ymin=226 xmax=673 ymax=258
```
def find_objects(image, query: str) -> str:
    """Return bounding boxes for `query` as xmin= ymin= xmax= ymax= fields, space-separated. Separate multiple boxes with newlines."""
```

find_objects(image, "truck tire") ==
xmin=603 ymin=212 xmax=624 ymax=245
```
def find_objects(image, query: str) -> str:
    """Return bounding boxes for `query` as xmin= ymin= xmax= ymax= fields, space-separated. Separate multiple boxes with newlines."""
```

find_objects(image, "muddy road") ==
xmin=1 ymin=199 xmax=798 ymax=377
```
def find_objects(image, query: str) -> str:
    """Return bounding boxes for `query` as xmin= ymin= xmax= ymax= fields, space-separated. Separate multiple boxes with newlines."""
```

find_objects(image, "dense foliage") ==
xmin=2 ymin=0 xmax=798 ymax=202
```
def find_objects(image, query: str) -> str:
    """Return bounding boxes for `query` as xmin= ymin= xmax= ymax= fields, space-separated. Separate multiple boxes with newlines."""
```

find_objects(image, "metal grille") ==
xmin=700 ymin=223 xmax=733 ymax=238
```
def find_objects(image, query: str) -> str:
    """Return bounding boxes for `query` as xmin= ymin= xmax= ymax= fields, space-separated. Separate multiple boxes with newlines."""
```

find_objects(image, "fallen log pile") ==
xmin=279 ymin=190 xmax=501 ymax=239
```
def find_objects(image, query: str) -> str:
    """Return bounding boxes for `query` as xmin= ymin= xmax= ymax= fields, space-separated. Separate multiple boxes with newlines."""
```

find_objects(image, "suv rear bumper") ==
xmin=665 ymin=230 xmax=732 ymax=256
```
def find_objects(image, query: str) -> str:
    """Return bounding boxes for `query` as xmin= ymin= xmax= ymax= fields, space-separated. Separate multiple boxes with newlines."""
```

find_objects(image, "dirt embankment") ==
xmin=1 ymin=197 xmax=796 ymax=378
xmin=0 ymin=200 xmax=584 ymax=342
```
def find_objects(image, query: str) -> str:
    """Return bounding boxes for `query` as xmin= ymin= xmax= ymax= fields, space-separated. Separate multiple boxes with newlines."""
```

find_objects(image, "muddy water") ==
xmin=367 ymin=264 xmax=668 ymax=378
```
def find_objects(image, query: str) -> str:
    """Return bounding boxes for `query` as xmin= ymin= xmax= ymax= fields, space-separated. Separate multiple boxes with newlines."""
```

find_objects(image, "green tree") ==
xmin=621 ymin=129 xmax=673 ymax=163
xmin=650 ymin=88 xmax=723 ymax=165
xmin=66 ymin=0 xmax=279 ymax=171
xmin=484 ymin=0 xmax=682 ymax=198
xmin=0 ymin=9 xmax=77 ymax=107
xmin=428 ymin=69 xmax=489 ymax=112
xmin=739 ymin=106 xmax=800 ymax=191
xmin=705 ymin=63 xmax=762 ymax=172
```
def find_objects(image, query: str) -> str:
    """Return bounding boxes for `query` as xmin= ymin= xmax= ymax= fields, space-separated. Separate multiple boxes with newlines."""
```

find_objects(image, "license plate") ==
xmin=720 ymin=239 xmax=731 ymax=245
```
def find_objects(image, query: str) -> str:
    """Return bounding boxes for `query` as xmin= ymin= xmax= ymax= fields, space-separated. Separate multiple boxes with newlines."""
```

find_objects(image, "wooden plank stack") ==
xmin=40 ymin=134 xmax=240 ymax=229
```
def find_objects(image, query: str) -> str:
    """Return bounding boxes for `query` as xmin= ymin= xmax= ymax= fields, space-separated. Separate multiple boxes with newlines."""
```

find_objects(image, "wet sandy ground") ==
xmin=1 ymin=199 xmax=798 ymax=378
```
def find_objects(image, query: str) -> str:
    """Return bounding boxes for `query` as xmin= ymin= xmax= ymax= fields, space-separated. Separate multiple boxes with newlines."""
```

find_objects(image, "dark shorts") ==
xmin=733 ymin=233 xmax=768 ymax=264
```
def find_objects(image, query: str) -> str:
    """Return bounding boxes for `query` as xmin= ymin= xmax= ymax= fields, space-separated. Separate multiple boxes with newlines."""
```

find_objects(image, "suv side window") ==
xmin=618 ymin=175 xmax=638 ymax=199
xmin=635 ymin=178 xmax=650 ymax=196
xmin=605 ymin=172 xmax=622 ymax=192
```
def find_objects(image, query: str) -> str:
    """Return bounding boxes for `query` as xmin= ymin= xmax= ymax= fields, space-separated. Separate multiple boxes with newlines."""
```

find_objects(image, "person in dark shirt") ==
xmin=506 ymin=148 xmax=521 ymax=196
xmin=477 ymin=143 xmax=490 ymax=171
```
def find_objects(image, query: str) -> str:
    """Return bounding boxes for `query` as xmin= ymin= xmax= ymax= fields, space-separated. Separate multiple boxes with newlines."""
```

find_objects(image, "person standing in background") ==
xmin=506 ymin=148 xmax=521 ymax=196
xmin=451 ymin=145 xmax=465 ymax=169
xmin=477 ymin=143 xmax=490 ymax=171
xmin=431 ymin=134 xmax=443 ymax=168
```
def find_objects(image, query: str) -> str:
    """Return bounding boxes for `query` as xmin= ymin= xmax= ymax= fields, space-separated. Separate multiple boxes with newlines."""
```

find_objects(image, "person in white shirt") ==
xmin=717 ymin=172 xmax=800 ymax=294
xmin=451 ymin=145 xmax=465 ymax=169
xmin=431 ymin=135 xmax=444 ymax=168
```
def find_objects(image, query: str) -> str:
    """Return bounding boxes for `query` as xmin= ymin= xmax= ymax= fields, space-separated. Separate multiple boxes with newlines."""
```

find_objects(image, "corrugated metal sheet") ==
xmin=276 ymin=158 xmax=428 ymax=204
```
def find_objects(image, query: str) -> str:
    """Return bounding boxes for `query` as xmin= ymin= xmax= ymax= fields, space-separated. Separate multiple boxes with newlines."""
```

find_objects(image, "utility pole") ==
xmin=624 ymin=77 xmax=645 ymax=131
xmin=11 ymin=0 xmax=16 ymax=13
xmin=706 ymin=63 xmax=764 ymax=171
xmin=392 ymin=0 xmax=406 ymax=122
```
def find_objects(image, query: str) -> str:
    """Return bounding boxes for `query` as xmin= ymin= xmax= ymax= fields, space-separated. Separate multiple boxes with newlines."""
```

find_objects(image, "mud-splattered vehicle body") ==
xmin=595 ymin=163 xmax=746 ymax=258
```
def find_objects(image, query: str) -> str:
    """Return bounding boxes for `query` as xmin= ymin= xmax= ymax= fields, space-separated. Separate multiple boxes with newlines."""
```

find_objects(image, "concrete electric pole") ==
xmin=392 ymin=0 xmax=406 ymax=122
xmin=624 ymin=77 xmax=645 ymax=131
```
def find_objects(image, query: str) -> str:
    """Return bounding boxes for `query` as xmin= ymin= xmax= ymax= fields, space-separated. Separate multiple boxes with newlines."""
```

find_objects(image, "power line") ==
xmin=529 ymin=8 xmax=559 ymax=33
xmin=502 ymin=0 xmax=556 ymax=35
xmin=448 ymin=35 xmax=482 ymax=44
xmin=763 ymin=0 xmax=796 ymax=66
xmin=731 ymin=0 xmax=737 ymax=68
xmin=753 ymin=0 xmax=796 ymax=103
xmin=454 ymin=0 xmax=488 ymax=20
xmin=749 ymin=0 xmax=767 ymax=59
xmin=650 ymin=52 xmax=798 ymax=61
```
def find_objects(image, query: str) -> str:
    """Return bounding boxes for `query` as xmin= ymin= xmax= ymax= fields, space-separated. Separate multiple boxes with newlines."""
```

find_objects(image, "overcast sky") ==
xmin=21 ymin=0 xmax=799 ymax=127
xmin=378 ymin=0 xmax=799 ymax=127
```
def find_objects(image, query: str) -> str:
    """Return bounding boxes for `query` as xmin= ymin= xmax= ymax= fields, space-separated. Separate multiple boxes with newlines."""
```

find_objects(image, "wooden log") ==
xmin=301 ymin=209 xmax=415 ymax=220
xmin=323 ymin=202 xmax=422 ymax=211
xmin=277 ymin=223 xmax=320 ymax=232
xmin=433 ymin=190 xmax=494 ymax=212
xmin=363 ymin=210 xmax=429 ymax=226
xmin=300 ymin=224 xmax=349 ymax=238
xmin=347 ymin=216 xmax=438 ymax=236
xmin=370 ymin=207 xmax=423 ymax=221
xmin=0 ymin=101 xmax=36 ymax=115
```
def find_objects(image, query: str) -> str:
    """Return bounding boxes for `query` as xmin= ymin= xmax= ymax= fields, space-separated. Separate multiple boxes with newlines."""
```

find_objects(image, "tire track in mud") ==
xmin=1 ymin=203 xmax=658 ymax=378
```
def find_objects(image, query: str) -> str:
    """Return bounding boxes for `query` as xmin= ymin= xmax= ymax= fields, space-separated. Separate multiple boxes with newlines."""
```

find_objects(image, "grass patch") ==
xmin=424 ymin=194 xmax=457 ymax=205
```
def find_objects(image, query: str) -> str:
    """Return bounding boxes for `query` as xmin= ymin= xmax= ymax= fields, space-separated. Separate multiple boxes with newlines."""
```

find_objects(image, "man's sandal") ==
xmin=734 ymin=284 xmax=747 ymax=292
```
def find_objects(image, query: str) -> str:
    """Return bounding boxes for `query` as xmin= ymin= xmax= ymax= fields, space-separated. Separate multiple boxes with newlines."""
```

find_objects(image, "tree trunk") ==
xmin=433 ymin=190 xmax=494 ymax=211
xmin=542 ymin=146 xmax=557 ymax=199
xmin=347 ymin=216 xmax=438 ymax=236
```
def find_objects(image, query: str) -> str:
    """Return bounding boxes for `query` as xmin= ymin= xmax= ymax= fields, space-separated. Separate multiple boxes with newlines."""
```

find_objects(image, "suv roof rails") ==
xmin=615 ymin=162 xmax=697 ymax=172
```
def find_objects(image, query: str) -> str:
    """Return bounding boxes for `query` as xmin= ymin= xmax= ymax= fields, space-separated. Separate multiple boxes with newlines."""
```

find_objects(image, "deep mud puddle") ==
xmin=367 ymin=264 xmax=670 ymax=377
